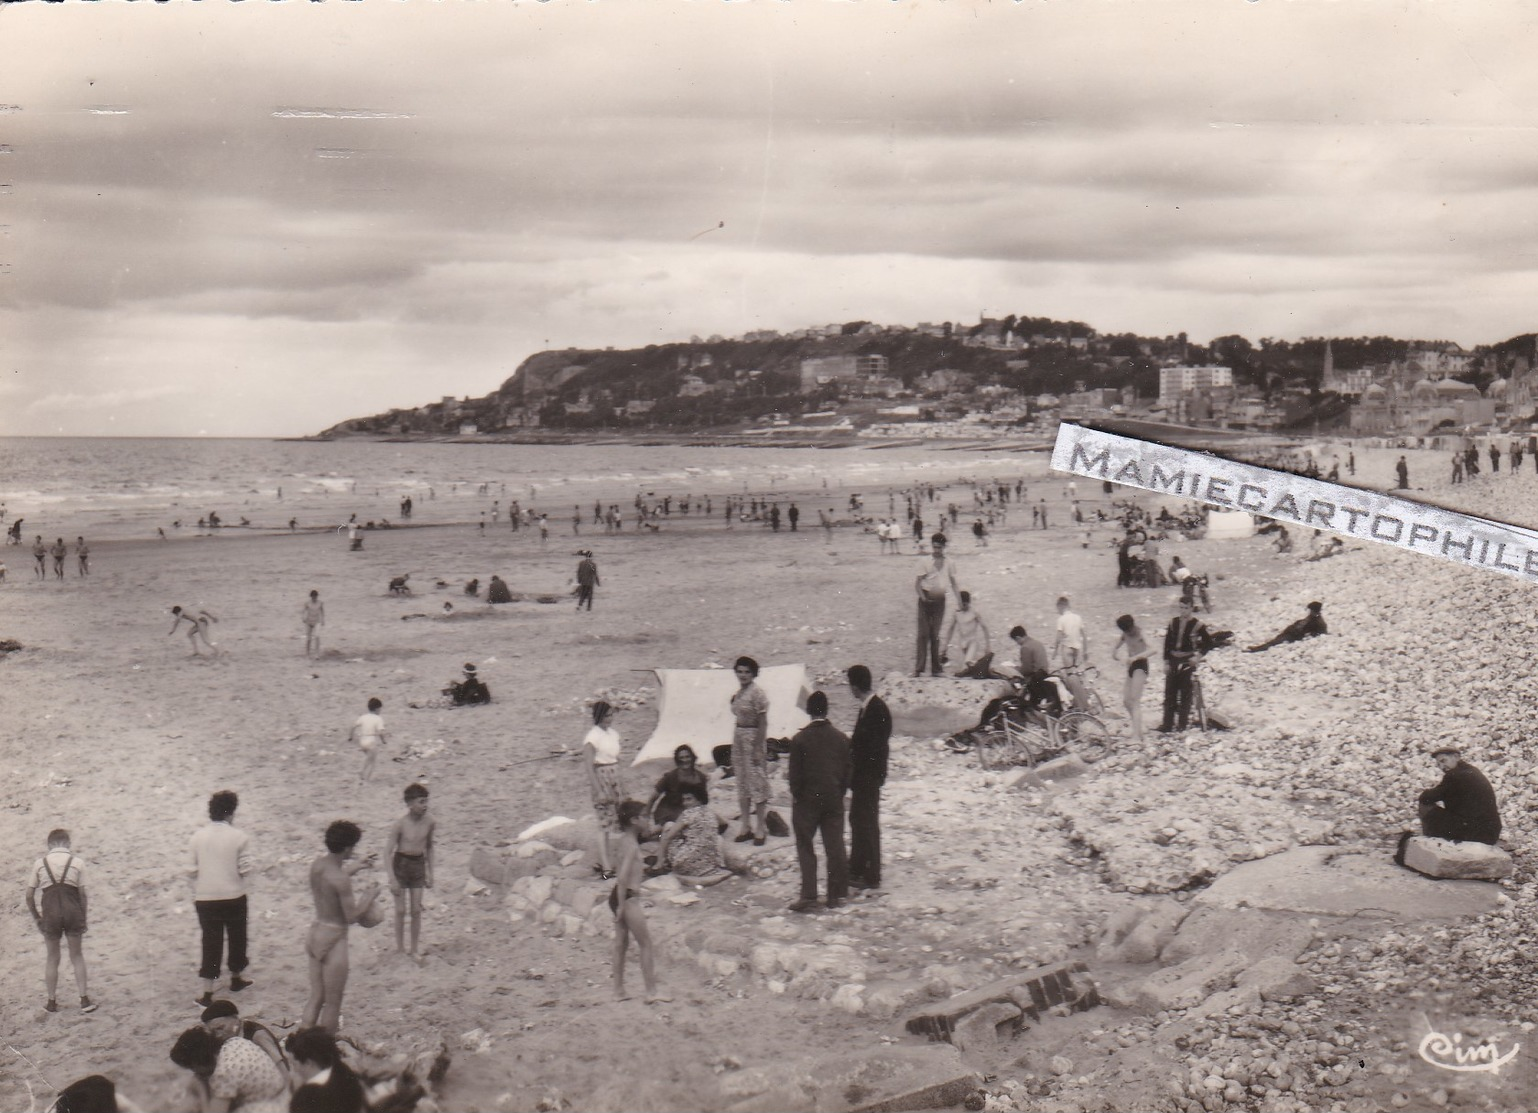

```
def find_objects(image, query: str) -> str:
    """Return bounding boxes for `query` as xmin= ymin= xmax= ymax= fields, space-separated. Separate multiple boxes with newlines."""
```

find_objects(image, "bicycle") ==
xmin=1164 ymin=659 xmax=1213 ymax=732
xmin=1189 ymin=665 xmax=1210 ymax=732
xmin=1053 ymin=659 xmax=1106 ymax=717
xmin=972 ymin=682 xmax=1114 ymax=770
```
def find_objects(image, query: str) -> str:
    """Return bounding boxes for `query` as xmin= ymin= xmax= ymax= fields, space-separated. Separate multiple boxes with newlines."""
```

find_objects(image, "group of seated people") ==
xmin=1117 ymin=529 xmax=1170 ymax=588
xmin=50 ymin=1001 xmax=446 ymax=1113
xmin=459 ymin=576 xmax=512 ymax=603
xmin=170 ymin=1009 xmax=379 ymax=1113
xmin=642 ymin=745 xmax=733 ymax=886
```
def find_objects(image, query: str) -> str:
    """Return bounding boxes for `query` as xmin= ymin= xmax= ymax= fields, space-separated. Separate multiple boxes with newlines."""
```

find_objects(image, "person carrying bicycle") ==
xmin=1051 ymin=596 xmax=1096 ymax=711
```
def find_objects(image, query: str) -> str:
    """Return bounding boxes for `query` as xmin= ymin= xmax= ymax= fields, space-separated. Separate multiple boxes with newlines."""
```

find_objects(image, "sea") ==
xmin=0 ymin=437 xmax=1050 ymax=542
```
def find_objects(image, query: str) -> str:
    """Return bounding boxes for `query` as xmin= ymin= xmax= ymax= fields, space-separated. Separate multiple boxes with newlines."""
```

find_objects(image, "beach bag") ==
xmin=765 ymin=811 xmax=789 ymax=839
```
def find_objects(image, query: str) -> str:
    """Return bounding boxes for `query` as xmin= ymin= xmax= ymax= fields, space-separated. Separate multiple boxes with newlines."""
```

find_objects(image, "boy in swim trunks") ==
xmin=384 ymin=784 xmax=435 ymax=964
xmin=302 ymin=821 xmax=379 ymax=1034
xmin=25 ymin=828 xmax=96 ymax=1013
xmin=350 ymin=698 xmax=386 ymax=784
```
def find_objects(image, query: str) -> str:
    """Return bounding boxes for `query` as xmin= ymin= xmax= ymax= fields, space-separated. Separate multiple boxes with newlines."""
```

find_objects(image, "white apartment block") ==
xmin=1158 ymin=365 xmax=1233 ymax=405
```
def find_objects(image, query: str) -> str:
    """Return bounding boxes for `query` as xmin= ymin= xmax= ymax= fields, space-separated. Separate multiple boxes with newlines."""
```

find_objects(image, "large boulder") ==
xmin=1096 ymin=900 xmax=1190 ymax=965
xmin=1403 ymin=836 xmax=1513 ymax=881
xmin=1117 ymin=948 xmax=1251 ymax=1014
xmin=469 ymin=845 xmax=555 ymax=887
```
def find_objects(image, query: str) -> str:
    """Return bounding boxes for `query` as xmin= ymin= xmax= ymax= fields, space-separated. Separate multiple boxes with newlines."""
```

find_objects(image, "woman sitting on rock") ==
xmin=656 ymin=787 xmax=731 ymax=886
xmin=647 ymin=745 xmax=710 ymax=829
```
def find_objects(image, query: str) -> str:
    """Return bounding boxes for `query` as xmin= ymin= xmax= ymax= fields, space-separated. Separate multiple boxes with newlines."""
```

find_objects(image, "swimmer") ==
xmin=301 ymin=821 xmax=378 ymax=1034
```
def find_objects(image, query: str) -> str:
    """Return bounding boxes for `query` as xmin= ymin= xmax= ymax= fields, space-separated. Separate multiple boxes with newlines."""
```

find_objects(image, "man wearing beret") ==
xmin=1395 ymin=745 xmax=1502 ymax=864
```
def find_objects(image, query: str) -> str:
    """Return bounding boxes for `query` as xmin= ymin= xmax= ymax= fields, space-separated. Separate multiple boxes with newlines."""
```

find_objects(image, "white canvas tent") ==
xmin=1207 ymin=510 xmax=1255 ymax=540
xmin=632 ymin=664 xmax=811 ymax=767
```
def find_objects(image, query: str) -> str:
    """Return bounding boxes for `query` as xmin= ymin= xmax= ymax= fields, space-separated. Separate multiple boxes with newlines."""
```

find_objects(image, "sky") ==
xmin=5 ymin=1 xmax=1538 ymax=437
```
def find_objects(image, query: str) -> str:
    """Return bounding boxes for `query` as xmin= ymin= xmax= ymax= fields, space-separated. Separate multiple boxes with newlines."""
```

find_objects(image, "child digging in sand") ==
xmin=611 ymin=801 xmax=671 ymax=1004
xmin=351 ymin=698 xmax=386 ymax=783
xmin=384 ymin=783 xmax=435 ymax=964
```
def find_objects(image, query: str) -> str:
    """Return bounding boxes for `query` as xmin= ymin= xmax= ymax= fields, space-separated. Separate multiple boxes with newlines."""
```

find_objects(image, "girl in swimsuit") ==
xmin=1112 ymin=615 xmax=1150 ymax=744
xmin=610 ymin=802 xmax=671 ymax=1004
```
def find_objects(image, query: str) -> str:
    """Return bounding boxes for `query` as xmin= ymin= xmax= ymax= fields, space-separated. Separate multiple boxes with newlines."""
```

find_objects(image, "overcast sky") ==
xmin=5 ymin=2 xmax=1538 ymax=437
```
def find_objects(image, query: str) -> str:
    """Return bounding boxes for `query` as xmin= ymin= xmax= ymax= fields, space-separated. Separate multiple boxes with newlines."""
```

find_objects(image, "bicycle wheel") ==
xmin=1009 ymin=717 xmax=1055 ymax=767
xmin=975 ymin=729 xmax=1015 ymax=771
xmin=1058 ymin=711 xmax=1114 ymax=763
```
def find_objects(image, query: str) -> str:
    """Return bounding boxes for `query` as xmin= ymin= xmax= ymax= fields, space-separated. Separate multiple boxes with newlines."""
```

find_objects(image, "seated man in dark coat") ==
xmin=486 ymin=575 xmax=513 ymax=604
xmin=1396 ymin=745 xmax=1502 ymax=863
xmin=446 ymin=664 xmax=491 ymax=706
xmin=286 ymin=1027 xmax=367 ymax=1113
xmin=1245 ymin=601 xmax=1327 ymax=652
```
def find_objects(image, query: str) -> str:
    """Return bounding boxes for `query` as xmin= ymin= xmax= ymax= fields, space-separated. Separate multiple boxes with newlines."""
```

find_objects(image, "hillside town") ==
xmin=319 ymin=317 xmax=1538 ymax=445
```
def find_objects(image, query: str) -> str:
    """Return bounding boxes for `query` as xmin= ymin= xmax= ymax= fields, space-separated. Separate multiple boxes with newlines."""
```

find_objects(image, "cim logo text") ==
xmin=1418 ymin=1029 xmax=1521 ymax=1074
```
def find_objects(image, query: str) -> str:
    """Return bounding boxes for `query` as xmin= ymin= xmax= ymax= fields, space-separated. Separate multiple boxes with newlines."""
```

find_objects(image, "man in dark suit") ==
xmin=784 ymin=690 xmax=852 ymax=912
xmin=846 ymin=665 xmax=891 ymax=892
xmin=1160 ymin=598 xmax=1208 ymax=733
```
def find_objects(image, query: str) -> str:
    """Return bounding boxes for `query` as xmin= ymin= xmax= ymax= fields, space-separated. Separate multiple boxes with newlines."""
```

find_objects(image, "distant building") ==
xmin=1349 ymin=378 xmax=1493 ymax=435
xmin=1158 ymin=365 xmax=1233 ymax=406
xmin=798 ymin=354 xmax=890 ymax=392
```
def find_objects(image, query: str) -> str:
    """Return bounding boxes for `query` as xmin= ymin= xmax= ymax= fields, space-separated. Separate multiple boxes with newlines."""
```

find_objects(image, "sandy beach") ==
xmin=5 ymin=438 xmax=1538 ymax=1112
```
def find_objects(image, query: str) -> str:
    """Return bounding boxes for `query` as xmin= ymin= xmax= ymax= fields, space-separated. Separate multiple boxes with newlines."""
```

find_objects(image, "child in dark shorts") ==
xmin=385 ymin=784 xmax=435 ymax=964
xmin=25 ymin=828 xmax=96 ymax=1013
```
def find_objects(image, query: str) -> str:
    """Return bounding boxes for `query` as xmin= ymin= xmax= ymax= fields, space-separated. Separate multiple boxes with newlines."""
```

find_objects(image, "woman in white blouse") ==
xmin=583 ymin=701 xmax=624 ymax=880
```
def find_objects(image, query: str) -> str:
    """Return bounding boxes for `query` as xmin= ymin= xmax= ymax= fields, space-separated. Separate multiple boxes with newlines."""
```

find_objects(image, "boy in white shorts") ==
xmin=350 ymin=698 xmax=386 ymax=783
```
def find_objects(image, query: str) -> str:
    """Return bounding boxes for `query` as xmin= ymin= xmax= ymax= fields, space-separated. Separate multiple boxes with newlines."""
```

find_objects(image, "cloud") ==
xmin=6 ymin=1 xmax=1538 ymax=435
xmin=27 ymin=384 xmax=183 ymax=415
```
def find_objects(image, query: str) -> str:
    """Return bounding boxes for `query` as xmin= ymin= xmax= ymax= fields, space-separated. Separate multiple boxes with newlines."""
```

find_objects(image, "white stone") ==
xmin=830 ymin=983 xmax=866 ymax=1014
xmin=1403 ymin=837 xmax=1513 ymax=881
xmin=526 ymin=876 xmax=554 ymax=905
